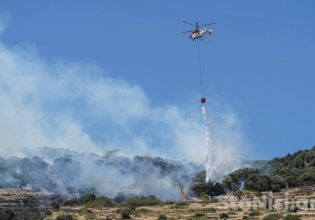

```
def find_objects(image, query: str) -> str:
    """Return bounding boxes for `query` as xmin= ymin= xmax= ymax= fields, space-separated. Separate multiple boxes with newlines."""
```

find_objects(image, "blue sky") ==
xmin=0 ymin=1 xmax=314 ymax=160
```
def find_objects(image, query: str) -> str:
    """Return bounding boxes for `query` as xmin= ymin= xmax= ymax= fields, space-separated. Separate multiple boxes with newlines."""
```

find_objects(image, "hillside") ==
xmin=1 ymin=146 xmax=315 ymax=200
xmin=0 ymin=146 xmax=315 ymax=219
xmin=0 ymin=147 xmax=202 ymax=200
xmin=221 ymin=146 xmax=315 ymax=193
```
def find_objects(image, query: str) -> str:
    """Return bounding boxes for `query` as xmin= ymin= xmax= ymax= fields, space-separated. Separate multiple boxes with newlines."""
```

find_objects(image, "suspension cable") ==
xmin=197 ymin=40 xmax=205 ymax=97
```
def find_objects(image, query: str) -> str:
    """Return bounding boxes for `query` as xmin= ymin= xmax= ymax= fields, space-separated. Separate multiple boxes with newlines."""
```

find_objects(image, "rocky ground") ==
xmin=0 ymin=188 xmax=315 ymax=219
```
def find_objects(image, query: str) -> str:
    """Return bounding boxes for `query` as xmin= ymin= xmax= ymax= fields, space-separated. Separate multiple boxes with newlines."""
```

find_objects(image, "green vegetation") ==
xmin=220 ymin=213 xmax=229 ymax=219
xmin=157 ymin=214 xmax=168 ymax=220
xmin=22 ymin=196 xmax=39 ymax=208
xmin=80 ymin=208 xmax=96 ymax=219
xmin=248 ymin=210 xmax=261 ymax=216
xmin=121 ymin=195 xmax=161 ymax=207
xmin=51 ymin=199 xmax=61 ymax=210
xmin=262 ymin=213 xmax=283 ymax=220
xmin=119 ymin=207 xmax=134 ymax=219
xmin=45 ymin=210 xmax=52 ymax=216
xmin=209 ymin=197 xmax=219 ymax=203
xmin=170 ymin=202 xmax=188 ymax=209
xmin=203 ymin=207 xmax=216 ymax=212
xmin=267 ymin=146 xmax=315 ymax=188
xmin=284 ymin=214 xmax=301 ymax=220
xmin=133 ymin=208 xmax=153 ymax=215
xmin=222 ymin=168 xmax=272 ymax=192
xmin=63 ymin=198 xmax=79 ymax=206
xmin=194 ymin=213 xmax=205 ymax=217
xmin=190 ymin=171 xmax=225 ymax=197
xmin=56 ymin=214 xmax=74 ymax=220
xmin=57 ymin=193 xmax=216 ymax=219
xmin=65 ymin=193 xmax=116 ymax=208
xmin=0 ymin=208 xmax=15 ymax=220
xmin=0 ymin=207 xmax=46 ymax=220
xmin=78 ymin=193 xmax=96 ymax=204
xmin=84 ymin=196 xmax=116 ymax=208
xmin=190 ymin=212 xmax=207 ymax=220
xmin=221 ymin=146 xmax=315 ymax=192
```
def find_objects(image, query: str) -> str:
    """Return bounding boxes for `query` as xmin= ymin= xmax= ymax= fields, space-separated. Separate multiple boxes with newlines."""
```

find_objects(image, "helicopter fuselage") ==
xmin=190 ymin=29 xmax=213 ymax=40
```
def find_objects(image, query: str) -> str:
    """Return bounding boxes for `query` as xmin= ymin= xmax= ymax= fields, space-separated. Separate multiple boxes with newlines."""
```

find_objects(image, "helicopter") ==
xmin=182 ymin=21 xmax=215 ymax=40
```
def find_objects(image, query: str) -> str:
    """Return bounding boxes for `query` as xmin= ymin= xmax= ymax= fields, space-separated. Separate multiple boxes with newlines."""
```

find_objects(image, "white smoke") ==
xmin=0 ymin=18 xmax=247 ymax=182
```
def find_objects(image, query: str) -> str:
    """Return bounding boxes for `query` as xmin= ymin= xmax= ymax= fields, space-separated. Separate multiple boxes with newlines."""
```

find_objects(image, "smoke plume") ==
xmin=0 ymin=147 xmax=202 ymax=200
xmin=0 ymin=17 xmax=248 ymax=197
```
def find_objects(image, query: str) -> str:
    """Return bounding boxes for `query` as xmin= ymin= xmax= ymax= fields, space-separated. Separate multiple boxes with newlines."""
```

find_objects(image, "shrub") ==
xmin=228 ymin=211 xmax=238 ymax=216
xmin=84 ymin=196 xmax=116 ymax=208
xmin=0 ymin=208 xmax=15 ymax=220
xmin=56 ymin=214 xmax=74 ymax=220
xmin=248 ymin=210 xmax=261 ymax=216
xmin=194 ymin=213 xmax=205 ymax=217
xmin=163 ymin=201 xmax=174 ymax=205
xmin=157 ymin=214 xmax=167 ymax=220
xmin=203 ymin=207 xmax=216 ymax=212
xmin=220 ymin=213 xmax=229 ymax=219
xmin=22 ymin=196 xmax=38 ymax=208
xmin=64 ymin=198 xmax=79 ymax=206
xmin=122 ymin=195 xmax=161 ymax=207
xmin=170 ymin=202 xmax=188 ymax=209
xmin=262 ymin=213 xmax=283 ymax=220
xmin=120 ymin=207 xmax=134 ymax=219
xmin=7 ymin=208 xmax=43 ymax=219
xmin=284 ymin=215 xmax=301 ymax=220
xmin=209 ymin=197 xmax=219 ymax=203
xmin=134 ymin=208 xmax=152 ymax=215
xmin=199 ymin=192 xmax=209 ymax=201
xmin=114 ymin=193 xmax=127 ymax=203
xmin=51 ymin=199 xmax=61 ymax=209
xmin=78 ymin=193 xmax=96 ymax=204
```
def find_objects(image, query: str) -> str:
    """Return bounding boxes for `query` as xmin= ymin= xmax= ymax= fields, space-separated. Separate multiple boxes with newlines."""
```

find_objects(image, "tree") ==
xmin=191 ymin=171 xmax=225 ymax=197
xmin=297 ymin=171 xmax=315 ymax=183
xmin=270 ymin=175 xmax=286 ymax=192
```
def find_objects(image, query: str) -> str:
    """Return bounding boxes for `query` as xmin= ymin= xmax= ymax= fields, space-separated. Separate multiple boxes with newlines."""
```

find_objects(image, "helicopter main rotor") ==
xmin=182 ymin=21 xmax=215 ymax=33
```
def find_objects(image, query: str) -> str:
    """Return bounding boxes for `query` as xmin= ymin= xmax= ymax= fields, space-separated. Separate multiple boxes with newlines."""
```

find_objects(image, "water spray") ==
xmin=202 ymin=105 xmax=215 ymax=182
xmin=193 ymin=23 xmax=216 ymax=182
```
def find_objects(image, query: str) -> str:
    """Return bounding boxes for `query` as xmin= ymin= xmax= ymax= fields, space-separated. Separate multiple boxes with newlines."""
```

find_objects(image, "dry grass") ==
xmin=1 ymin=188 xmax=315 ymax=219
